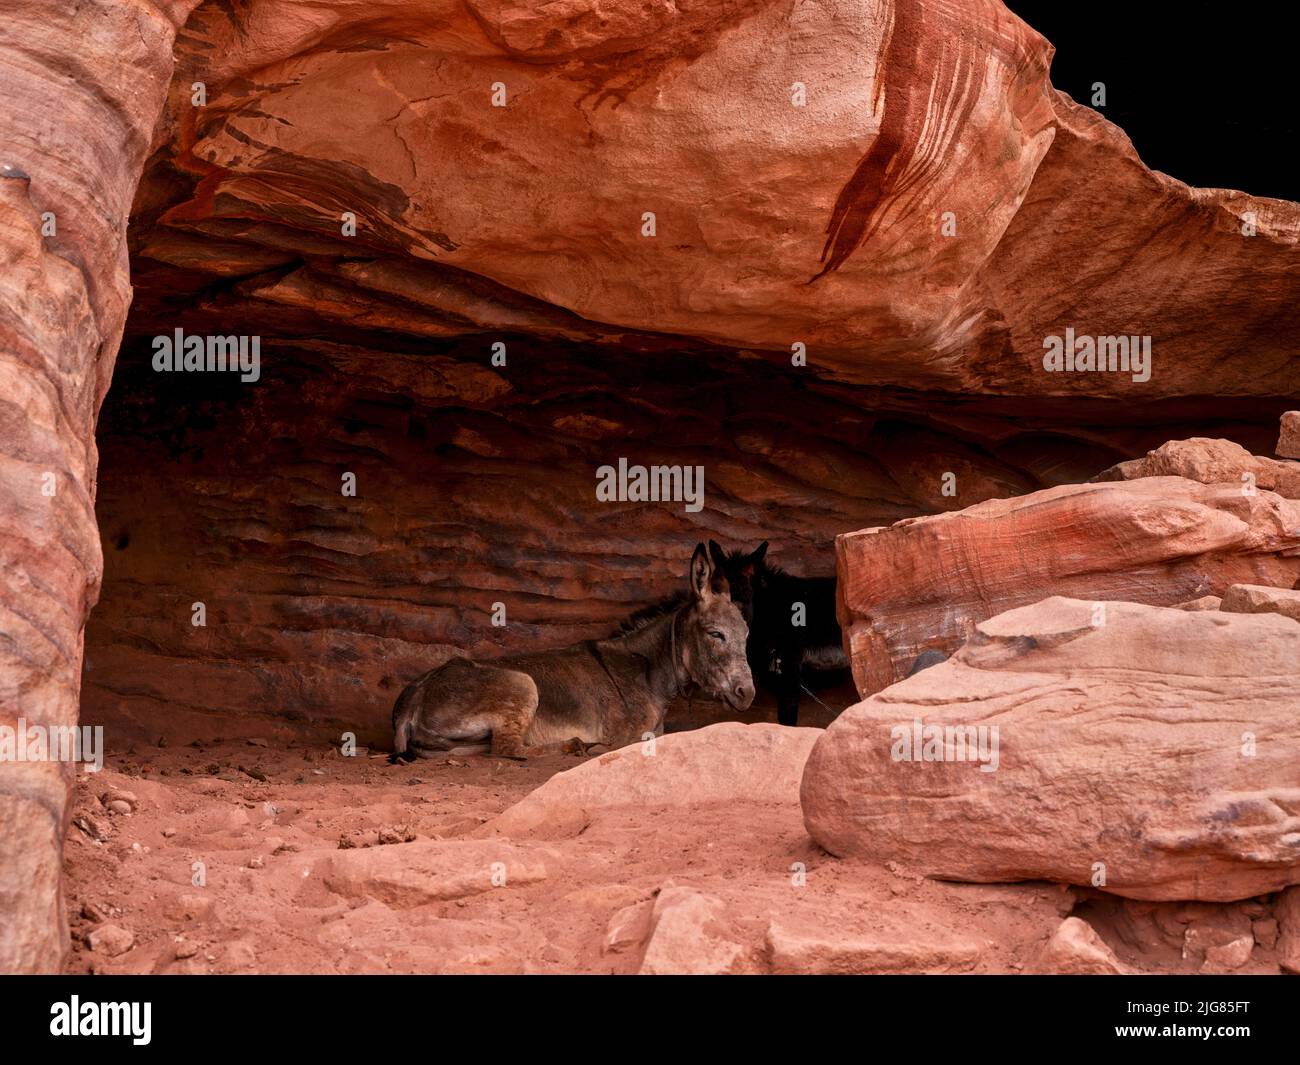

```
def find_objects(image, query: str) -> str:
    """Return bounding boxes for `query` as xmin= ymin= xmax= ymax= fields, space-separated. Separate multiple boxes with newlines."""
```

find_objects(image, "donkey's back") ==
xmin=393 ymin=647 xmax=610 ymax=760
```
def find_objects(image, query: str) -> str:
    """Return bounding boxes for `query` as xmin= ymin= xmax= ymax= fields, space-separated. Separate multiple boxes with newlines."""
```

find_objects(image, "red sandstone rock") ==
xmin=314 ymin=839 xmax=553 ymax=908
xmin=1201 ymin=935 xmax=1254 ymax=974
xmin=1036 ymin=918 xmax=1130 ymax=976
xmin=637 ymin=886 xmax=745 ymax=976
xmin=85 ymin=923 xmax=135 ymax=958
xmin=129 ymin=1 xmax=1300 ymax=399
xmin=767 ymin=915 xmax=982 ymax=974
xmin=1174 ymin=596 xmax=1223 ymax=611
xmin=1221 ymin=583 xmax=1300 ymax=623
xmin=86 ymin=347 xmax=1271 ymax=749
xmin=835 ymin=478 xmax=1300 ymax=697
xmin=161 ymin=893 xmax=215 ymax=923
xmin=483 ymin=723 xmax=821 ymax=839
xmin=1278 ymin=413 xmax=1300 ymax=459
xmin=0 ymin=0 xmax=203 ymax=975
xmin=801 ymin=597 xmax=1300 ymax=902
xmin=1252 ymin=917 xmax=1279 ymax=950
xmin=1276 ymin=887 xmax=1300 ymax=974
xmin=1092 ymin=437 xmax=1300 ymax=498
xmin=52 ymin=737 xmax=1160 ymax=974
xmin=71 ymin=0 xmax=1300 ymax=756
xmin=603 ymin=898 xmax=654 ymax=956
xmin=1177 ymin=907 xmax=1255 ymax=964
xmin=5 ymin=0 xmax=1300 ymax=979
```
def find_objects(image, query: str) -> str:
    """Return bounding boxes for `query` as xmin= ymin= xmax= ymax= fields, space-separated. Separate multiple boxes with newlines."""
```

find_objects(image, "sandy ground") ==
xmin=64 ymin=736 xmax=587 ymax=973
xmin=61 ymin=688 xmax=1289 ymax=975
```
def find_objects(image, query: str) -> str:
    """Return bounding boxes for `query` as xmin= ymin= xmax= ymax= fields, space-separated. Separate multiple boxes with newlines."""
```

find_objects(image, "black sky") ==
xmin=1003 ymin=1 xmax=1297 ymax=200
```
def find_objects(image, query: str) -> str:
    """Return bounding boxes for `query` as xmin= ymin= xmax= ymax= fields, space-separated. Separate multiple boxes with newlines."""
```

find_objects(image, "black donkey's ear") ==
xmin=706 ymin=540 xmax=731 ymax=594
xmin=751 ymin=541 xmax=769 ymax=565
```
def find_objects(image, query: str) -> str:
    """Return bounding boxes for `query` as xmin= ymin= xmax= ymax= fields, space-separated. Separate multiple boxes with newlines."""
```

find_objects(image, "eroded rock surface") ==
xmin=484 ymin=722 xmax=822 ymax=839
xmin=835 ymin=478 xmax=1300 ymax=697
xmin=1277 ymin=413 xmax=1300 ymax=460
xmin=127 ymin=0 xmax=1300 ymax=397
xmin=1092 ymin=437 xmax=1300 ymax=498
xmin=5 ymin=0 xmax=1300 ymax=977
xmin=1036 ymin=917 xmax=1131 ymax=976
xmin=802 ymin=597 xmax=1300 ymax=902
xmin=0 ymin=0 xmax=203 ymax=975
xmin=1221 ymin=583 xmax=1300 ymax=622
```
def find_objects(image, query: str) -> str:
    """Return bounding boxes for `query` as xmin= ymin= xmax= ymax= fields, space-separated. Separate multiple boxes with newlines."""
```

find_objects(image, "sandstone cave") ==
xmin=1 ymin=0 xmax=1299 ymax=988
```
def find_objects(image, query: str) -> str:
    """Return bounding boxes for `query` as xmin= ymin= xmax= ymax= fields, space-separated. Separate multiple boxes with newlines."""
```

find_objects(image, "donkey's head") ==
xmin=679 ymin=542 xmax=755 ymax=710
xmin=709 ymin=539 xmax=768 ymax=623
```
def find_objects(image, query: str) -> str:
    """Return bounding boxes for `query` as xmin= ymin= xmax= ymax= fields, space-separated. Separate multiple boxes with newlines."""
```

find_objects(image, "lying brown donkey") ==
xmin=392 ymin=543 xmax=755 ymax=759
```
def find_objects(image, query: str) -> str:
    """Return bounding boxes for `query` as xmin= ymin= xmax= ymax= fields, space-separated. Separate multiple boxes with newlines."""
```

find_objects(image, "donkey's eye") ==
xmin=709 ymin=631 xmax=725 ymax=642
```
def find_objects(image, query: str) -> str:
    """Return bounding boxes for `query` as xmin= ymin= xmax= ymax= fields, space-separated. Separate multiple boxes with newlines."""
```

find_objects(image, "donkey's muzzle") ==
xmin=728 ymin=681 xmax=756 ymax=711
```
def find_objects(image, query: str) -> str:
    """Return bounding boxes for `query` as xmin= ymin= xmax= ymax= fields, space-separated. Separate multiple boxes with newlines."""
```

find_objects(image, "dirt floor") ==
xmin=61 ymin=686 xmax=1290 ymax=975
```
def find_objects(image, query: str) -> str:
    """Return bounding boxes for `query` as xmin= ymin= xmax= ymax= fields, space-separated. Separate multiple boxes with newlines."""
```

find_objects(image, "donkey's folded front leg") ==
xmin=487 ymin=671 xmax=541 ymax=759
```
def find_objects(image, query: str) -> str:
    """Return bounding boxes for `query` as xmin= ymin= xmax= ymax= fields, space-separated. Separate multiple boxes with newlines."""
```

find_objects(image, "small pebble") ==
xmin=75 ymin=815 xmax=111 ymax=841
xmin=87 ymin=924 xmax=134 ymax=957
xmin=81 ymin=901 xmax=110 ymax=922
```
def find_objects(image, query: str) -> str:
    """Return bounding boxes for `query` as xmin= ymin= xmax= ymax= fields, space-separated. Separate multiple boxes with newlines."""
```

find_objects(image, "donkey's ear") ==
xmin=707 ymin=540 xmax=731 ymax=594
xmin=750 ymin=541 xmax=769 ymax=566
xmin=708 ymin=540 xmax=728 ymax=570
xmin=689 ymin=542 xmax=713 ymax=601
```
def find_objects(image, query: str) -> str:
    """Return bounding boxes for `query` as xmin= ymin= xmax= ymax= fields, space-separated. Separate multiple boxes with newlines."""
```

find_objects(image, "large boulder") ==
xmin=801 ymin=597 xmax=1300 ymax=902
xmin=1091 ymin=437 xmax=1300 ymax=498
xmin=835 ymin=477 xmax=1300 ymax=697
xmin=485 ymin=723 xmax=822 ymax=838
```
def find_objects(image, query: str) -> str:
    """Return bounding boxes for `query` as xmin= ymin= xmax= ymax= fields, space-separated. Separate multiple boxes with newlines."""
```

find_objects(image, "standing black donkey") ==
xmin=711 ymin=540 xmax=848 ymax=727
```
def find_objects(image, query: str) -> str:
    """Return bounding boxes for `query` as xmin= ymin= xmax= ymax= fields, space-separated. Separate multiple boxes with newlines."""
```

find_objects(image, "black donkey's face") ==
xmin=710 ymin=540 xmax=788 ymax=671
xmin=710 ymin=540 xmax=768 ymax=625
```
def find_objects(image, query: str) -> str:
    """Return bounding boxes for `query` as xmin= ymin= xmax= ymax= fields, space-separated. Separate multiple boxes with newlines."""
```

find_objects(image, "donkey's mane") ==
xmin=735 ymin=548 xmax=831 ymax=587
xmin=750 ymin=555 xmax=788 ymax=580
xmin=615 ymin=592 xmax=689 ymax=636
